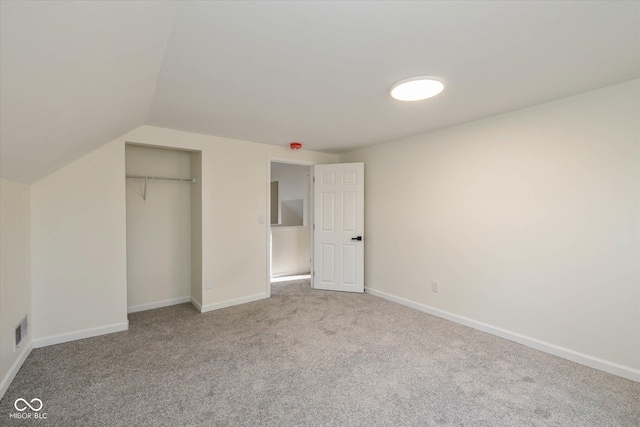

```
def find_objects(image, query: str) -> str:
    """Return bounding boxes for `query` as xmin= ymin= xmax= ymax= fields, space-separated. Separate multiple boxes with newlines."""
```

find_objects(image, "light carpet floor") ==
xmin=1 ymin=280 xmax=639 ymax=426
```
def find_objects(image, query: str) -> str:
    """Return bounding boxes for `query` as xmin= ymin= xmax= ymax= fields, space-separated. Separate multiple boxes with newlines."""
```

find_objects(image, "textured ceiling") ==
xmin=2 ymin=1 xmax=639 ymax=183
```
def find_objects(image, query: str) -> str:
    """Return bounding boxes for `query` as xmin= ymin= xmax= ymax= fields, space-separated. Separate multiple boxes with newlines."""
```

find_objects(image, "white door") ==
xmin=313 ymin=163 xmax=364 ymax=293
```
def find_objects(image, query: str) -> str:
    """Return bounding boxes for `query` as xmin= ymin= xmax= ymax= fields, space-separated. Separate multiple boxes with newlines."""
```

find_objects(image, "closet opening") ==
xmin=125 ymin=144 xmax=203 ymax=313
xmin=268 ymin=160 xmax=313 ymax=293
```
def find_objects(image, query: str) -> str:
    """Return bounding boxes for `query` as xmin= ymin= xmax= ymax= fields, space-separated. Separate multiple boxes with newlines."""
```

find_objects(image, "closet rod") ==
xmin=126 ymin=175 xmax=197 ymax=202
xmin=126 ymin=174 xmax=197 ymax=183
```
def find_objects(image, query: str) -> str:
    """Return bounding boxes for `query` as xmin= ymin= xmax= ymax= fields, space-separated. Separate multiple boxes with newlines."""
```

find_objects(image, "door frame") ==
xmin=270 ymin=178 xmax=281 ymax=225
xmin=266 ymin=156 xmax=315 ymax=297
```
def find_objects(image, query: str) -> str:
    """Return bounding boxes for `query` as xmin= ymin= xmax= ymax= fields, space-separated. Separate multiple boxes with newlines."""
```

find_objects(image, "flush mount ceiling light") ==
xmin=390 ymin=76 xmax=445 ymax=101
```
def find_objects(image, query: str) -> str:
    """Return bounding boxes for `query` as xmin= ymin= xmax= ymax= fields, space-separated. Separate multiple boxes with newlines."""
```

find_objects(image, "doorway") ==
xmin=267 ymin=158 xmax=314 ymax=296
xmin=266 ymin=159 xmax=366 ymax=297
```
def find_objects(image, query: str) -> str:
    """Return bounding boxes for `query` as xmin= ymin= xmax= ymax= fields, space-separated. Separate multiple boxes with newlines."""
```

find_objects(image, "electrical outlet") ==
xmin=206 ymin=278 xmax=214 ymax=289
xmin=432 ymin=280 xmax=440 ymax=293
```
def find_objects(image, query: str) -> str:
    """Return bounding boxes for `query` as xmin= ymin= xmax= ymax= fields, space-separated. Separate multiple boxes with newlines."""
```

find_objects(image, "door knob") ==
xmin=351 ymin=236 xmax=362 ymax=241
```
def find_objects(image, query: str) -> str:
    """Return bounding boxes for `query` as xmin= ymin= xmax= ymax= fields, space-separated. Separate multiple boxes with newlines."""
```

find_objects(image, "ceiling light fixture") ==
xmin=390 ymin=76 xmax=445 ymax=101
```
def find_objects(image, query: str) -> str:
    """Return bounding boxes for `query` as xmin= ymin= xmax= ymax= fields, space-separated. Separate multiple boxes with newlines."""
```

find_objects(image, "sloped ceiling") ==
xmin=2 ymin=1 xmax=639 ymax=183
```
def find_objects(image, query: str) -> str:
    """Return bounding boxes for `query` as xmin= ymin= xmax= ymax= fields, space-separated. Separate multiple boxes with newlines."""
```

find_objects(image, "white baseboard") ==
xmin=0 ymin=342 xmax=33 ymax=401
xmin=271 ymin=274 xmax=311 ymax=283
xmin=32 ymin=321 xmax=129 ymax=349
xmin=200 ymin=293 xmax=268 ymax=313
xmin=272 ymin=271 xmax=311 ymax=279
xmin=365 ymin=287 xmax=640 ymax=383
xmin=190 ymin=297 xmax=202 ymax=312
xmin=127 ymin=296 xmax=191 ymax=313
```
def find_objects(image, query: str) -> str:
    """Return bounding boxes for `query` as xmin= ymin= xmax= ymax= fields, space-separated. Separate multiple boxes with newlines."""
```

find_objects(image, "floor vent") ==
xmin=15 ymin=315 xmax=28 ymax=351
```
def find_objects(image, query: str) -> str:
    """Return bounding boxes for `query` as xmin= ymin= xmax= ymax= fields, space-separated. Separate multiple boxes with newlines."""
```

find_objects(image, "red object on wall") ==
xmin=290 ymin=142 xmax=302 ymax=150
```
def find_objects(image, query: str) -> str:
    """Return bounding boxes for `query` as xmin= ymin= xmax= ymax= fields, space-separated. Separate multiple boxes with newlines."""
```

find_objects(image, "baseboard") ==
xmin=32 ymin=321 xmax=129 ymax=349
xmin=365 ymin=287 xmax=640 ymax=383
xmin=200 ymin=293 xmax=268 ymax=313
xmin=190 ymin=297 xmax=202 ymax=312
xmin=0 ymin=342 xmax=33 ymax=400
xmin=272 ymin=270 xmax=311 ymax=279
xmin=271 ymin=274 xmax=311 ymax=283
xmin=127 ymin=296 xmax=191 ymax=313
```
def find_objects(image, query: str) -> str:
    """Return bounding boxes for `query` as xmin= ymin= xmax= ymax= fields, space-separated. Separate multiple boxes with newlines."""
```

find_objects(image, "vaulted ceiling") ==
xmin=2 ymin=1 xmax=639 ymax=183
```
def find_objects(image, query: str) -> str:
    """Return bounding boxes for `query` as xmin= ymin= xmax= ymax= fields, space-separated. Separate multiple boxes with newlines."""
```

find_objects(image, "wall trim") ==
xmin=32 ymin=321 xmax=129 ymax=349
xmin=365 ymin=287 xmax=640 ymax=383
xmin=272 ymin=270 xmax=312 ymax=279
xmin=271 ymin=274 xmax=311 ymax=283
xmin=127 ymin=296 xmax=191 ymax=313
xmin=0 ymin=343 xmax=33 ymax=400
xmin=190 ymin=297 xmax=202 ymax=312
xmin=200 ymin=293 xmax=268 ymax=313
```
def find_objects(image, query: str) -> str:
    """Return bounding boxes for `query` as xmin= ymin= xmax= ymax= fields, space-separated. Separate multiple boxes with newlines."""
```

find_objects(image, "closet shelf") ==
xmin=126 ymin=174 xmax=197 ymax=201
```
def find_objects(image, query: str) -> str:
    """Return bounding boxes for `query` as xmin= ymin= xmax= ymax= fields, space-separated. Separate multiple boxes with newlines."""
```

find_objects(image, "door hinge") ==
xmin=313 ymin=271 xmax=316 ymax=277
xmin=313 ymin=224 xmax=315 ymax=230
xmin=313 ymin=176 xmax=315 ymax=183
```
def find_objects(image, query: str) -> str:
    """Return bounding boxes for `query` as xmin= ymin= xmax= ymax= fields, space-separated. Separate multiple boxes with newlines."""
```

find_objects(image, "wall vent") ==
xmin=15 ymin=315 xmax=28 ymax=351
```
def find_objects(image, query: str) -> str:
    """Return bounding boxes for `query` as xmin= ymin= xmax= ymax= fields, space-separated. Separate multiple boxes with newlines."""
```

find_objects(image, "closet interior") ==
xmin=125 ymin=144 xmax=202 ymax=313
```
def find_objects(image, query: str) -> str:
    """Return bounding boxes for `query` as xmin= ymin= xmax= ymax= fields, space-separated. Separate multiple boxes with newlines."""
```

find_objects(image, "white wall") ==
xmin=29 ymin=125 xmax=338 ymax=338
xmin=190 ymin=151 xmax=203 ymax=307
xmin=125 ymin=145 xmax=193 ymax=311
xmin=0 ymin=178 xmax=31 ymax=398
xmin=271 ymin=228 xmax=311 ymax=278
xmin=272 ymin=163 xmax=310 ymax=226
xmin=123 ymin=127 xmax=337 ymax=309
xmin=31 ymin=141 xmax=128 ymax=345
xmin=341 ymin=79 xmax=640 ymax=374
